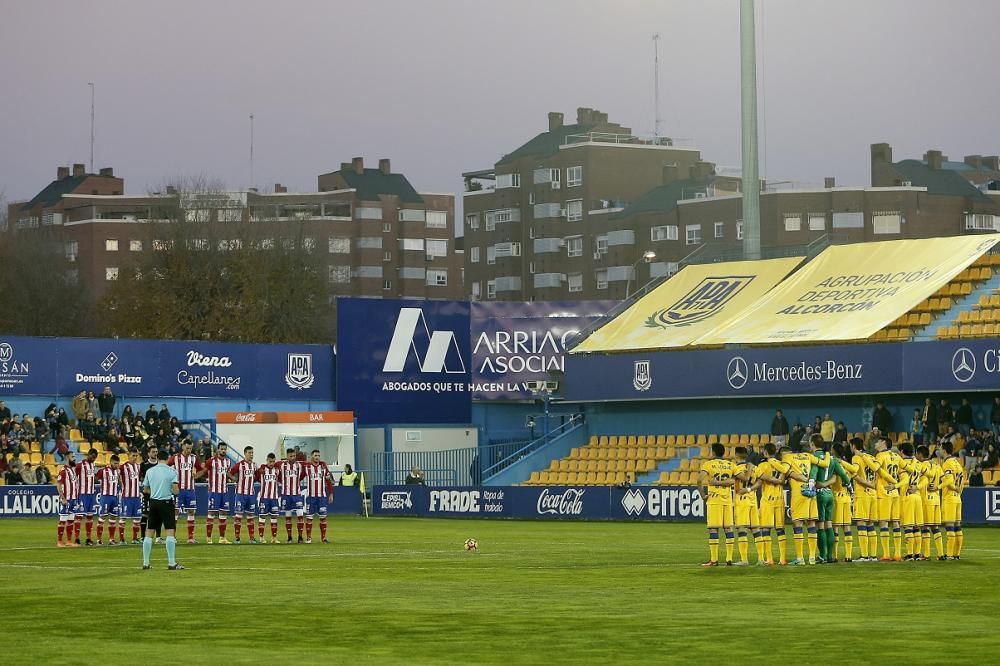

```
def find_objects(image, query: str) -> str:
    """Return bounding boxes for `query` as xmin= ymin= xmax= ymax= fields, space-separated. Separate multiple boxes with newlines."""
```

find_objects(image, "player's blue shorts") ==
xmin=99 ymin=496 xmax=119 ymax=517
xmin=281 ymin=495 xmax=303 ymax=513
xmin=120 ymin=497 xmax=141 ymax=520
xmin=177 ymin=489 xmax=197 ymax=512
xmin=258 ymin=498 xmax=280 ymax=516
xmin=59 ymin=500 xmax=76 ymax=518
xmin=208 ymin=491 xmax=231 ymax=512
xmin=306 ymin=496 xmax=328 ymax=516
xmin=76 ymin=493 xmax=97 ymax=515
xmin=234 ymin=493 xmax=257 ymax=514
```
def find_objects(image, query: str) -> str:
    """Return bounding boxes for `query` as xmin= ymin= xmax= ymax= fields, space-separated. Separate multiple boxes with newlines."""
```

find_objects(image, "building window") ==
xmin=471 ymin=282 xmax=481 ymax=299
xmin=384 ymin=250 xmax=392 ymax=262
xmin=329 ymin=237 xmax=351 ymax=254
xmin=651 ymin=225 xmax=678 ymax=241
xmin=529 ymin=192 xmax=535 ymax=205
xmin=329 ymin=265 xmax=351 ymax=284
xmin=487 ymin=246 xmax=496 ymax=265
xmin=566 ymin=199 xmax=583 ymax=222
xmin=105 ymin=239 xmax=119 ymax=252
xmin=596 ymin=236 xmax=608 ymax=255
xmin=566 ymin=166 xmax=583 ymax=187
xmin=529 ymin=261 xmax=536 ymax=274
xmin=566 ymin=236 xmax=583 ymax=258
xmin=383 ymin=222 xmax=392 ymax=233
xmin=471 ymin=246 xmax=480 ymax=263
xmin=426 ymin=239 xmax=448 ymax=257
xmin=426 ymin=211 xmax=448 ymax=228
xmin=485 ymin=216 xmax=496 ymax=232
xmin=357 ymin=236 xmax=382 ymax=249
xmin=487 ymin=280 xmax=497 ymax=299
xmin=129 ymin=240 xmax=143 ymax=252
xmin=714 ymin=222 xmax=724 ymax=239
xmin=427 ymin=269 xmax=448 ymax=286
xmin=965 ymin=214 xmax=999 ymax=231
xmin=685 ymin=225 xmax=701 ymax=246
xmin=495 ymin=242 xmax=521 ymax=257
xmin=596 ymin=269 xmax=608 ymax=290
xmin=496 ymin=173 xmax=521 ymax=189
xmin=808 ymin=214 xmax=826 ymax=231
xmin=357 ymin=207 xmax=383 ymax=220
xmin=383 ymin=279 xmax=392 ymax=290
xmin=783 ymin=214 xmax=801 ymax=232
xmin=303 ymin=237 xmax=316 ymax=252
xmin=105 ymin=267 xmax=119 ymax=281
xmin=550 ymin=168 xmax=561 ymax=186
xmin=152 ymin=239 xmax=168 ymax=251
xmin=400 ymin=238 xmax=425 ymax=252
xmin=736 ymin=221 xmax=744 ymax=240
xmin=218 ymin=209 xmax=242 ymax=222
xmin=185 ymin=209 xmax=210 ymax=223
xmin=64 ymin=240 xmax=79 ymax=261
xmin=466 ymin=213 xmax=480 ymax=230
xmin=872 ymin=211 xmax=902 ymax=235
xmin=400 ymin=209 xmax=426 ymax=222
xmin=568 ymin=272 xmax=583 ymax=292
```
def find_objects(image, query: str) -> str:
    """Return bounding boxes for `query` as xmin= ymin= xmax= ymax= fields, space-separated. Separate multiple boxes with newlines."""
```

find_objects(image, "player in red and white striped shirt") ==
xmin=168 ymin=440 xmax=204 ymax=543
xmin=95 ymin=457 xmax=123 ymax=545
xmin=279 ymin=449 xmax=305 ymax=543
xmin=228 ymin=446 xmax=259 ymax=544
xmin=119 ymin=449 xmax=143 ymax=544
xmin=304 ymin=450 xmax=334 ymax=544
xmin=56 ymin=451 xmax=80 ymax=548
xmin=204 ymin=442 xmax=233 ymax=544
xmin=75 ymin=449 xmax=99 ymax=545
xmin=255 ymin=453 xmax=281 ymax=543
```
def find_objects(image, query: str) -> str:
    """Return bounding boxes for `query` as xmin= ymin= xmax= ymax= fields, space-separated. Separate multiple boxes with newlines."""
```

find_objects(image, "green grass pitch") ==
xmin=1 ymin=518 xmax=996 ymax=665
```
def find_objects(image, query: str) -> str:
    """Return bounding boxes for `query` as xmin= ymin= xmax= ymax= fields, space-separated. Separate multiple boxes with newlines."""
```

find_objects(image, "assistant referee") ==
xmin=142 ymin=450 xmax=186 ymax=570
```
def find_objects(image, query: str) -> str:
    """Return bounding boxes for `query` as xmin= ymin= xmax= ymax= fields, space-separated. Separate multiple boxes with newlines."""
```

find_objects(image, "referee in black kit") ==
xmin=139 ymin=445 xmax=161 ymax=541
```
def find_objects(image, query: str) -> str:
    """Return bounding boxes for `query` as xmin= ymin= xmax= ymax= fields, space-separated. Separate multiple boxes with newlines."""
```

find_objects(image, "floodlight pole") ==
xmin=740 ymin=0 xmax=761 ymax=260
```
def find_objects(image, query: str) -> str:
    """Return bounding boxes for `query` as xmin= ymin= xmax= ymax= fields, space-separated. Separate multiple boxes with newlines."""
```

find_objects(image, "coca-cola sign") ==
xmin=535 ymin=488 xmax=585 ymax=516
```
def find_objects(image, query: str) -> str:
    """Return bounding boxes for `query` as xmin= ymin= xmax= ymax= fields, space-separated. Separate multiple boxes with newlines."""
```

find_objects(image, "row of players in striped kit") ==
xmin=55 ymin=441 xmax=335 ymax=547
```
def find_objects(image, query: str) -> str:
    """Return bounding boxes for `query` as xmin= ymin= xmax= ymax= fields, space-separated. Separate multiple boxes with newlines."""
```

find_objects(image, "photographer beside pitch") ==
xmin=142 ymin=450 xmax=185 ymax=570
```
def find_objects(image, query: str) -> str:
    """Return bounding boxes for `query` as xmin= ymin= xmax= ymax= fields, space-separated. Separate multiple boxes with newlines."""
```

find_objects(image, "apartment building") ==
xmin=6 ymin=158 xmax=462 ymax=306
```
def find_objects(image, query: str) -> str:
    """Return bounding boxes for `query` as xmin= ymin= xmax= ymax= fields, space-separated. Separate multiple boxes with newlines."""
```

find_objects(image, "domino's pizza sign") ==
xmin=337 ymin=298 xmax=471 ymax=425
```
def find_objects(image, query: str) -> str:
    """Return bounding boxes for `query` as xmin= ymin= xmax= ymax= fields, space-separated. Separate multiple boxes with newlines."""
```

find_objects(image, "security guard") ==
xmin=339 ymin=464 xmax=358 ymax=487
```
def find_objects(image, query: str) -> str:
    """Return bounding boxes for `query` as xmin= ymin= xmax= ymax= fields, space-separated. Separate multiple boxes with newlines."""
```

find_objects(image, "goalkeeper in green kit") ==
xmin=806 ymin=437 xmax=852 ymax=563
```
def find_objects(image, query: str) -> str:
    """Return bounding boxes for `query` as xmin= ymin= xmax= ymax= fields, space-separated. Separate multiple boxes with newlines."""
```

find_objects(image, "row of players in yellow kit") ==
xmin=699 ymin=435 xmax=966 ymax=566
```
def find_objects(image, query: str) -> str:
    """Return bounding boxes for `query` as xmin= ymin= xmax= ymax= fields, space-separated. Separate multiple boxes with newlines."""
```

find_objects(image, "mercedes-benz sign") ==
xmin=726 ymin=356 xmax=748 ymax=389
xmin=952 ymin=347 xmax=976 ymax=383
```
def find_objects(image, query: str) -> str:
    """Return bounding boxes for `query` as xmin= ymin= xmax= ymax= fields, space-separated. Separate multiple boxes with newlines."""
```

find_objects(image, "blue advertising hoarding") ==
xmin=0 ymin=335 xmax=334 ymax=400
xmin=565 ymin=338 xmax=1000 ymax=402
xmin=336 ymin=298 xmax=471 ymax=425
xmin=470 ymin=301 xmax=615 ymax=400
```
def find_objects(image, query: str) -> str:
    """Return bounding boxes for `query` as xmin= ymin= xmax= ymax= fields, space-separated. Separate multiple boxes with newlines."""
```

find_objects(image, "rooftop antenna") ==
xmin=249 ymin=113 xmax=255 ymax=188
xmin=88 ymin=82 xmax=95 ymax=173
xmin=652 ymin=34 xmax=662 ymax=139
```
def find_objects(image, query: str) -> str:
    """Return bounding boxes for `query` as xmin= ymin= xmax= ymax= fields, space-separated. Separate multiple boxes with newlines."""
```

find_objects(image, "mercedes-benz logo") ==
xmin=726 ymin=356 xmax=748 ymax=389
xmin=951 ymin=347 xmax=976 ymax=383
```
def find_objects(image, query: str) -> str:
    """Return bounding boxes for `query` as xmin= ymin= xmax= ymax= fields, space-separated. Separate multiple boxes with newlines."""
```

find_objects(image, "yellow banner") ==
xmin=572 ymin=257 xmax=803 ymax=352
xmin=697 ymin=235 xmax=1000 ymax=345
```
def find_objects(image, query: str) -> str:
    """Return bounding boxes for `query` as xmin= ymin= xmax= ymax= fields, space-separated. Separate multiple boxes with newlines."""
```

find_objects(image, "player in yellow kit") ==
xmin=732 ymin=447 xmax=762 ymax=566
xmin=898 ymin=443 xmax=927 ymax=560
xmin=782 ymin=436 xmax=831 ymax=565
xmin=874 ymin=437 xmax=904 ymax=561
xmin=700 ymin=443 xmax=736 ymax=567
xmin=939 ymin=441 xmax=965 ymax=559
xmin=917 ymin=445 xmax=945 ymax=560
xmin=851 ymin=438 xmax=880 ymax=562
xmin=751 ymin=443 xmax=791 ymax=565
xmin=823 ymin=443 xmax=861 ymax=562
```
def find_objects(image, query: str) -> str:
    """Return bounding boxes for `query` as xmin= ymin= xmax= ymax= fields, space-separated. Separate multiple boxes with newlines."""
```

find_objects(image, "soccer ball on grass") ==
xmin=464 ymin=538 xmax=478 ymax=551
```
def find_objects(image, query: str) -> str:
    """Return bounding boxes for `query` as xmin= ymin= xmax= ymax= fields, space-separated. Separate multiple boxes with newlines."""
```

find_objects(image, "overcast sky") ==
xmin=2 ymin=0 xmax=998 ymax=210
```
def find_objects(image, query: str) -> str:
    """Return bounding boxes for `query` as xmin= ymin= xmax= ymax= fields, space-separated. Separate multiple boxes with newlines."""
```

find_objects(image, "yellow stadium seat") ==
xmin=594 ymin=471 xmax=606 ymax=485
xmin=655 ymin=446 xmax=667 ymax=459
xmin=960 ymin=324 xmax=972 ymax=337
xmin=665 ymin=446 xmax=676 ymax=458
xmin=655 ymin=435 xmax=667 ymax=446
xmin=905 ymin=313 xmax=919 ymax=327
xmin=738 ymin=434 xmax=750 ymax=445
xmin=43 ymin=454 xmax=55 ymax=466
xmin=699 ymin=445 xmax=711 ymax=458
xmin=588 ymin=436 xmax=598 ymax=446
xmin=918 ymin=312 xmax=931 ymax=327
xmin=991 ymin=254 xmax=1000 ymax=267
xmin=679 ymin=458 xmax=690 ymax=471
xmin=897 ymin=327 xmax=911 ymax=340
xmin=937 ymin=326 xmax=950 ymax=339
xmin=948 ymin=325 xmax=960 ymax=338
xmin=706 ymin=434 xmax=718 ymax=445
xmin=598 ymin=436 xmax=608 ymax=446
xmin=972 ymin=324 xmax=985 ymax=337
xmin=986 ymin=323 xmax=997 ymax=336
xmin=568 ymin=448 xmax=580 ymax=459
xmin=623 ymin=436 xmax=634 ymax=447
xmin=623 ymin=447 xmax=635 ymax=460
xmin=927 ymin=298 xmax=940 ymax=311
xmin=872 ymin=329 xmax=888 ymax=341
xmin=971 ymin=310 xmax=983 ymax=323
xmin=665 ymin=435 xmax=676 ymax=446
xmin=586 ymin=460 xmax=597 ymax=472
xmin=961 ymin=282 xmax=973 ymax=296
xmin=719 ymin=434 xmax=730 ymax=445
xmin=749 ymin=434 xmax=760 ymax=446
xmin=977 ymin=294 xmax=990 ymax=309
xmin=28 ymin=452 xmax=41 ymax=464
xmin=555 ymin=472 xmax=568 ymax=485
xmin=695 ymin=434 xmax=707 ymax=446
xmin=957 ymin=310 xmax=970 ymax=323
xmin=682 ymin=434 xmax=694 ymax=446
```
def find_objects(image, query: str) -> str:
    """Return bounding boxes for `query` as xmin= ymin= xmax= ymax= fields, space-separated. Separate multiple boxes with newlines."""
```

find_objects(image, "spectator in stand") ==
xmin=872 ymin=401 xmax=893 ymax=435
xmin=104 ymin=418 xmax=123 ymax=454
xmin=813 ymin=415 xmax=822 ymax=433
xmin=71 ymin=391 xmax=89 ymax=424
xmin=121 ymin=415 xmax=136 ymax=450
xmin=168 ymin=417 xmax=186 ymax=445
xmin=6 ymin=452 xmax=24 ymax=484
xmin=44 ymin=403 xmax=59 ymax=438
xmin=922 ymin=398 xmax=938 ymax=445
xmin=153 ymin=427 xmax=170 ymax=454
xmin=21 ymin=415 xmax=35 ymax=441
xmin=0 ymin=417 xmax=9 ymax=437
xmin=983 ymin=441 xmax=999 ymax=470
xmin=145 ymin=404 xmax=158 ymax=423
xmin=991 ymin=396 xmax=1000 ymax=439
xmin=55 ymin=407 xmax=69 ymax=430
xmin=910 ymin=408 xmax=923 ymax=446
xmin=122 ymin=404 xmax=134 ymax=422
xmin=820 ymin=413 xmax=835 ymax=442
xmin=8 ymin=422 xmax=24 ymax=452
xmin=969 ymin=463 xmax=985 ymax=487
xmin=86 ymin=391 xmax=99 ymax=419
xmin=158 ymin=404 xmax=171 ymax=423
xmin=0 ymin=453 xmax=7 ymax=475
xmin=770 ymin=409 xmax=790 ymax=446
xmin=294 ymin=446 xmax=307 ymax=462
xmin=965 ymin=428 xmax=983 ymax=473
xmin=98 ymin=386 xmax=116 ymax=423
xmin=405 ymin=466 xmax=425 ymax=485
xmin=35 ymin=463 xmax=52 ymax=485
xmin=195 ymin=438 xmax=213 ymax=462
xmin=833 ymin=421 xmax=848 ymax=443
xmin=33 ymin=417 xmax=48 ymax=445
xmin=938 ymin=398 xmax=954 ymax=436
xmin=79 ymin=412 xmax=98 ymax=443
xmin=789 ymin=423 xmax=805 ymax=450
xmin=0 ymin=400 xmax=10 ymax=420
xmin=20 ymin=463 xmax=37 ymax=485
xmin=54 ymin=428 xmax=70 ymax=463
xmin=955 ymin=398 xmax=974 ymax=438
xmin=864 ymin=427 xmax=882 ymax=454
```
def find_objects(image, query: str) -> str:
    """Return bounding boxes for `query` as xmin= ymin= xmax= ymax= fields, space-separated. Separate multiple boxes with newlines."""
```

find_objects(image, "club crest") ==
xmin=645 ymin=275 xmax=755 ymax=328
